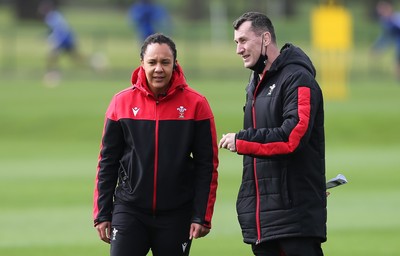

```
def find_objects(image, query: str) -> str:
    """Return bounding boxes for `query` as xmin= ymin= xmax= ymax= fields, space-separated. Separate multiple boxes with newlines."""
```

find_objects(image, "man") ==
xmin=219 ymin=12 xmax=326 ymax=256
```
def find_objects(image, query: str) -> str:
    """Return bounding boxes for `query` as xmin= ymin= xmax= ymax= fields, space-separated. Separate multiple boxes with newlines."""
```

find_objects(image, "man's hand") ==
xmin=95 ymin=221 xmax=111 ymax=244
xmin=218 ymin=133 xmax=237 ymax=152
xmin=189 ymin=223 xmax=210 ymax=239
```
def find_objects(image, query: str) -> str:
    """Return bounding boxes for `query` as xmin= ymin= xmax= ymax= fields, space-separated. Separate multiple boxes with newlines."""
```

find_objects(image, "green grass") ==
xmin=1 ymin=3 xmax=400 ymax=256
xmin=1 ymin=76 xmax=400 ymax=256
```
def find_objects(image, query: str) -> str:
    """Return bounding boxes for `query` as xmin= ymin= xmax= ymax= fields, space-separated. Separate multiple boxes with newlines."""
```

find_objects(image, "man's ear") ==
xmin=263 ymin=32 xmax=271 ymax=46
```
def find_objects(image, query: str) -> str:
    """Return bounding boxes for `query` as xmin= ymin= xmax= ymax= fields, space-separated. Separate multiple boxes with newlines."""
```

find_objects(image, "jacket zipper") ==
xmin=151 ymin=90 xmax=177 ymax=216
xmin=252 ymin=74 xmax=263 ymax=244
xmin=252 ymin=102 xmax=261 ymax=244
xmin=153 ymin=100 xmax=160 ymax=216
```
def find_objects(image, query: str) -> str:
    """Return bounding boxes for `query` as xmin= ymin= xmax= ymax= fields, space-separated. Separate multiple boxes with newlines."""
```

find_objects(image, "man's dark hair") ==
xmin=140 ymin=33 xmax=177 ymax=62
xmin=233 ymin=12 xmax=276 ymax=43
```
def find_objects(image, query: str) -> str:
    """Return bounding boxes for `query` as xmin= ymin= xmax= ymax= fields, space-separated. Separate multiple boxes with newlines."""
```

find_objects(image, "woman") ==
xmin=93 ymin=33 xmax=219 ymax=256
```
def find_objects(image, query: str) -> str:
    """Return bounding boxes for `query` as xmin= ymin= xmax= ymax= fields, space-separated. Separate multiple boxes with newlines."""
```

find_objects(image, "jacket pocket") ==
xmin=280 ymin=163 xmax=292 ymax=209
xmin=119 ymin=160 xmax=133 ymax=193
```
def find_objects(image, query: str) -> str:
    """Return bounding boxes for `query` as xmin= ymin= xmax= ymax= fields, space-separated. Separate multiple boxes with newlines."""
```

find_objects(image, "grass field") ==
xmin=1 ymin=4 xmax=400 ymax=256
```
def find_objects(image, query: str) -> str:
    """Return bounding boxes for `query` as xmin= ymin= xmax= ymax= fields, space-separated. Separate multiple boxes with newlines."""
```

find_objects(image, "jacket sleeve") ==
xmin=236 ymin=72 xmax=321 ymax=157
xmin=93 ymin=96 xmax=124 ymax=226
xmin=191 ymin=97 xmax=219 ymax=229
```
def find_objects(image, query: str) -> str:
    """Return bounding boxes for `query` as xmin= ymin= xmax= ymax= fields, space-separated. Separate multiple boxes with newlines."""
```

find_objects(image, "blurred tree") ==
xmin=14 ymin=0 xmax=42 ymax=20
xmin=185 ymin=0 xmax=207 ymax=20
xmin=14 ymin=0 xmax=61 ymax=20
xmin=282 ymin=0 xmax=297 ymax=17
xmin=366 ymin=0 xmax=383 ymax=19
xmin=242 ymin=0 xmax=297 ymax=18
xmin=113 ymin=0 xmax=132 ymax=8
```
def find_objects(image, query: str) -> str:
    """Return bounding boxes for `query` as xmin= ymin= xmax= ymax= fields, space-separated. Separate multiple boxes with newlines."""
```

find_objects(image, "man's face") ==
xmin=234 ymin=21 xmax=263 ymax=69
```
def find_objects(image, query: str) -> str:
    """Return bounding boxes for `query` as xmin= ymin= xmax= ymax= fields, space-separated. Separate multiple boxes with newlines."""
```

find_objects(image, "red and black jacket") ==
xmin=93 ymin=64 xmax=218 ymax=228
xmin=235 ymin=44 xmax=326 ymax=244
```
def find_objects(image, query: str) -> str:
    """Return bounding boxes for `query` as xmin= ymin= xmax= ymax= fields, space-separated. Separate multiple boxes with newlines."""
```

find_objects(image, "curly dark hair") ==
xmin=140 ymin=33 xmax=177 ymax=62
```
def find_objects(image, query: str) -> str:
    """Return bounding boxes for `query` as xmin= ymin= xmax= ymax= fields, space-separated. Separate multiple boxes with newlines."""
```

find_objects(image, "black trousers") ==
xmin=110 ymin=203 xmax=192 ymax=256
xmin=251 ymin=237 xmax=324 ymax=256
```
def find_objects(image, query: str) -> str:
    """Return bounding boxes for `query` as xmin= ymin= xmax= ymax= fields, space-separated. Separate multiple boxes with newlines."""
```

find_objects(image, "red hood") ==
xmin=131 ymin=62 xmax=188 ymax=96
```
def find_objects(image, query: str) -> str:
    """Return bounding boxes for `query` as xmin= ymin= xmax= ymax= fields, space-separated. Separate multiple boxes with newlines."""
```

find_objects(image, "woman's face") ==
xmin=141 ymin=43 xmax=175 ymax=96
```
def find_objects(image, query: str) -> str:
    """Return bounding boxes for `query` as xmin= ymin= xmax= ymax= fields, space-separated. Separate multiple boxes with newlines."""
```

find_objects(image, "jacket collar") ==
xmin=131 ymin=62 xmax=187 ymax=97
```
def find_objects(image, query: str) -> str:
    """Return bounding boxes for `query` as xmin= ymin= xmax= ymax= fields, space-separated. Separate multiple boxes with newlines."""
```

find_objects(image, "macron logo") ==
xmin=182 ymin=242 xmax=188 ymax=252
xmin=132 ymin=107 xmax=140 ymax=117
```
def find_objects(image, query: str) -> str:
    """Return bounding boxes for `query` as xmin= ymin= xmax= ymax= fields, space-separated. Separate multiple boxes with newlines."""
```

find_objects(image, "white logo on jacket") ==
xmin=177 ymin=106 xmax=187 ymax=118
xmin=132 ymin=107 xmax=140 ymax=116
xmin=112 ymin=228 xmax=118 ymax=240
xmin=267 ymin=84 xmax=276 ymax=95
xmin=182 ymin=242 xmax=188 ymax=252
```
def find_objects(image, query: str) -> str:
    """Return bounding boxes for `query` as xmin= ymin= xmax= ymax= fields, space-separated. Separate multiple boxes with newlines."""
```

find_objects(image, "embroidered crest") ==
xmin=112 ymin=228 xmax=118 ymax=241
xmin=267 ymin=84 xmax=276 ymax=95
xmin=177 ymin=106 xmax=187 ymax=118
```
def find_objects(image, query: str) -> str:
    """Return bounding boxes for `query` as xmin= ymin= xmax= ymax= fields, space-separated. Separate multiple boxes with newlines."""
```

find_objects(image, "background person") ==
xmin=38 ymin=0 xmax=84 ymax=85
xmin=128 ymin=0 xmax=171 ymax=42
xmin=93 ymin=33 xmax=219 ymax=256
xmin=371 ymin=0 xmax=400 ymax=80
xmin=219 ymin=12 xmax=326 ymax=256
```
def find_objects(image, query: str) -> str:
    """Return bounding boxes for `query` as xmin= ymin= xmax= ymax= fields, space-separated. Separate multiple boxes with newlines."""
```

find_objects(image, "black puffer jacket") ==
xmin=235 ymin=43 xmax=326 ymax=244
